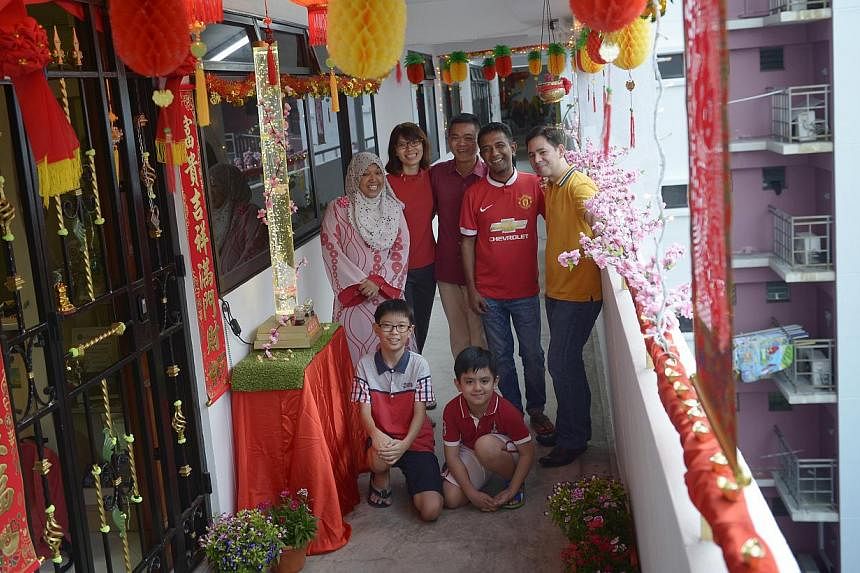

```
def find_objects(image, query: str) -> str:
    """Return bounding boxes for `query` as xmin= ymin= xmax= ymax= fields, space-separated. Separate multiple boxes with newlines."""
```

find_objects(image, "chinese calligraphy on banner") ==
xmin=179 ymin=87 xmax=231 ymax=405
xmin=0 ymin=360 xmax=39 ymax=572
xmin=685 ymin=1 xmax=739 ymax=473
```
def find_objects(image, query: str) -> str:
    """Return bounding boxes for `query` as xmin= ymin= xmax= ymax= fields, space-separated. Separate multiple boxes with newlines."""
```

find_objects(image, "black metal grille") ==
xmin=760 ymin=47 xmax=785 ymax=71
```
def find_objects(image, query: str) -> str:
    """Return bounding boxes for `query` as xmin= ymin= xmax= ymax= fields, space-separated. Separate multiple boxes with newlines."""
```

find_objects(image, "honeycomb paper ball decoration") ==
xmin=569 ymin=0 xmax=647 ymax=32
xmin=327 ymin=0 xmax=407 ymax=79
xmin=614 ymin=18 xmax=651 ymax=70
xmin=573 ymin=48 xmax=604 ymax=74
xmin=110 ymin=0 xmax=191 ymax=77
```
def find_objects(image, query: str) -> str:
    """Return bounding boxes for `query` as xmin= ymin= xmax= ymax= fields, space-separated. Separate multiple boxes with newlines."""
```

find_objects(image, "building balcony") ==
xmin=772 ymin=425 xmax=839 ymax=522
xmin=729 ymin=85 xmax=833 ymax=155
xmin=729 ymin=207 xmax=834 ymax=282
xmin=773 ymin=338 xmax=836 ymax=404
xmin=727 ymin=0 xmax=831 ymax=30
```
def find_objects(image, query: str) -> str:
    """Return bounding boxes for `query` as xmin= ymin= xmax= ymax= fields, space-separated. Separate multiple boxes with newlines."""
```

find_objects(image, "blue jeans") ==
xmin=481 ymin=296 xmax=546 ymax=413
xmin=546 ymin=297 xmax=602 ymax=450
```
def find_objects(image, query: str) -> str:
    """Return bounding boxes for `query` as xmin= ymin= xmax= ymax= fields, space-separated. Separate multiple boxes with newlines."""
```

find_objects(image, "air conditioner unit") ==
xmin=792 ymin=109 xmax=818 ymax=142
xmin=793 ymin=232 xmax=826 ymax=266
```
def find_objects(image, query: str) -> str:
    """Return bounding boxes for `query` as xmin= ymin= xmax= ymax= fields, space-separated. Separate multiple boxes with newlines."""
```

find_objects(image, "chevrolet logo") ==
xmin=490 ymin=218 xmax=527 ymax=233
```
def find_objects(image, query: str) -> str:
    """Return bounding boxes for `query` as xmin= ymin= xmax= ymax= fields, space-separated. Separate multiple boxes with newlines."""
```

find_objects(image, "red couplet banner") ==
xmin=0 ymin=360 xmax=39 ymax=572
xmin=178 ymin=86 xmax=231 ymax=405
xmin=684 ymin=1 xmax=738 ymax=471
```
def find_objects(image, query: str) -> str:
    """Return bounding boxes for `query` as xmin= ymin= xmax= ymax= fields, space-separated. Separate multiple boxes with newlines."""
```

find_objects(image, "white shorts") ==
xmin=441 ymin=433 xmax=520 ymax=490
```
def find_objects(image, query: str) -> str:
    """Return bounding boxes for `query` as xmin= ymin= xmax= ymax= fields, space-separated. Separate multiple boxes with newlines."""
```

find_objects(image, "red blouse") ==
xmin=387 ymin=170 xmax=436 ymax=269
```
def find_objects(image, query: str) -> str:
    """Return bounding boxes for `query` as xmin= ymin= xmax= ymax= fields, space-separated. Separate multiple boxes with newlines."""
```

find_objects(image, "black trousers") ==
xmin=404 ymin=263 xmax=436 ymax=353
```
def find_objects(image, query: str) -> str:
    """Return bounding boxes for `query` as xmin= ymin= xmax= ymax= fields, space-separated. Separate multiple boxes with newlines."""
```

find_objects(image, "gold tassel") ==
xmin=37 ymin=150 xmax=83 ymax=206
xmin=329 ymin=69 xmax=340 ymax=113
xmin=195 ymin=62 xmax=210 ymax=126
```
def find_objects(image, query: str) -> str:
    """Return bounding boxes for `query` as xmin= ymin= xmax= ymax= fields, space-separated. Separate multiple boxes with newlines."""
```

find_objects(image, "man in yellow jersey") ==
xmin=526 ymin=126 xmax=603 ymax=467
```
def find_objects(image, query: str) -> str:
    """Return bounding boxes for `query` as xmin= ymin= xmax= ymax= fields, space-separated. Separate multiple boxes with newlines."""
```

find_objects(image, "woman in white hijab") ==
xmin=321 ymin=152 xmax=411 ymax=365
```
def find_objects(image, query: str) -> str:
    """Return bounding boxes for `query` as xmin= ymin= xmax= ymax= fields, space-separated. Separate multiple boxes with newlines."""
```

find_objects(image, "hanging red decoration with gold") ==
xmin=494 ymin=45 xmax=513 ymax=80
xmin=110 ymin=0 xmax=191 ymax=77
xmin=569 ymin=0 xmax=646 ymax=32
xmin=289 ymin=0 xmax=328 ymax=46
xmin=482 ymin=57 xmax=497 ymax=81
xmin=404 ymin=53 xmax=425 ymax=85
xmin=0 ymin=0 xmax=82 ymax=203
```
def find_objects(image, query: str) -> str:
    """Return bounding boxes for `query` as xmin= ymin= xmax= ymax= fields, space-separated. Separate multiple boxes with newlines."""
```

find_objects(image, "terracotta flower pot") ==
xmin=273 ymin=546 xmax=307 ymax=573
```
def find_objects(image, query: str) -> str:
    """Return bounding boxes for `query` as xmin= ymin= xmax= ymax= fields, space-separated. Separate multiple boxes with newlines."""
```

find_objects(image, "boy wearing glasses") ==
xmin=351 ymin=299 xmax=443 ymax=521
xmin=441 ymin=346 xmax=535 ymax=511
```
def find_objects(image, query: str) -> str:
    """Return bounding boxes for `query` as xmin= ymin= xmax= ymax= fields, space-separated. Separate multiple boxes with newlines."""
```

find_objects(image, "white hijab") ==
xmin=345 ymin=152 xmax=403 ymax=252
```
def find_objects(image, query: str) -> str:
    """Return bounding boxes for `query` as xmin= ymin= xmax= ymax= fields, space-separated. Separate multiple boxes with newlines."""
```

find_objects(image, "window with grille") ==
xmin=760 ymin=47 xmax=784 ymax=71
xmin=766 ymin=281 xmax=791 ymax=302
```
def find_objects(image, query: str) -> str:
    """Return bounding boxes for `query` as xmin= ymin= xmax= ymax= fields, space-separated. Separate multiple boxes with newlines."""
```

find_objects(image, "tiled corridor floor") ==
xmin=302 ymin=289 xmax=615 ymax=573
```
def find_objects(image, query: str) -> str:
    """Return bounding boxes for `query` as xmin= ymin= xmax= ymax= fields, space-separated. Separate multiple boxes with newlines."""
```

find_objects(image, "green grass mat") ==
xmin=230 ymin=323 xmax=340 ymax=392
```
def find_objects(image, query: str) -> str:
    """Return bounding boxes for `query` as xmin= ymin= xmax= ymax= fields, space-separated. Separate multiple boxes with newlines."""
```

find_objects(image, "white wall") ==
xmin=375 ymin=72 xmax=422 ymax=167
xmin=599 ymin=269 xmax=798 ymax=573
xmin=833 ymin=0 xmax=860 ymax=566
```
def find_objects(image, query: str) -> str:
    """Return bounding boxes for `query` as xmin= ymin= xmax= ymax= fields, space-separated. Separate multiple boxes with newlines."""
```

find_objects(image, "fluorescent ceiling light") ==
xmin=210 ymin=35 xmax=250 ymax=62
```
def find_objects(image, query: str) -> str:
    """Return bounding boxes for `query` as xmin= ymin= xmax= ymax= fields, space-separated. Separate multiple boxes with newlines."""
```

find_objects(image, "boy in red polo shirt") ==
xmin=441 ymin=346 xmax=535 ymax=511
xmin=352 ymin=299 xmax=443 ymax=521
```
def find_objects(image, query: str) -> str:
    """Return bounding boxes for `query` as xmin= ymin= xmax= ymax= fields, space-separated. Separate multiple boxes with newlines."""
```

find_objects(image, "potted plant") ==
xmin=199 ymin=508 xmax=285 ymax=572
xmin=265 ymin=488 xmax=318 ymax=573
xmin=546 ymin=475 xmax=639 ymax=572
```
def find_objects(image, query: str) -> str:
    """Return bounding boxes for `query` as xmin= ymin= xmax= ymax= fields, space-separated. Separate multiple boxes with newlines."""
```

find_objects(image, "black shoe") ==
xmin=538 ymin=446 xmax=587 ymax=468
xmin=535 ymin=432 xmax=557 ymax=447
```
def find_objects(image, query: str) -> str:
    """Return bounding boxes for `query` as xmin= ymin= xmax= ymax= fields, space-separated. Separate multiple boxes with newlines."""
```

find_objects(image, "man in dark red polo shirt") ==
xmin=459 ymin=122 xmax=556 ymax=445
xmin=430 ymin=113 xmax=488 ymax=360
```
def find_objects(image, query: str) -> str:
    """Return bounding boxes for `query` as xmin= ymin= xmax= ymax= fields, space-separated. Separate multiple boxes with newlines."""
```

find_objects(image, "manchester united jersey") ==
xmin=459 ymin=170 xmax=543 ymax=300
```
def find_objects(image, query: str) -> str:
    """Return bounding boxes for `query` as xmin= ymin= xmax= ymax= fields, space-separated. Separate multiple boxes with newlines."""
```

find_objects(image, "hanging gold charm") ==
xmin=44 ymin=504 xmax=65 ymax=564
xmin=55 ymin=277 xmax=76 ymax=315
xmin=172 ymin=400 xmax=187 ymax=444
xmin=0 ymin=175 xmax=16 ymax=242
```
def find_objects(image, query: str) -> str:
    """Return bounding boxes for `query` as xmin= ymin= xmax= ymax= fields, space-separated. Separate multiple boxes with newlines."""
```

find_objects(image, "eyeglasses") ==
xmin=377 ymin=322 xmax=412 ymax=333
xmin=396 ymin=140 xmax=422 ymax=151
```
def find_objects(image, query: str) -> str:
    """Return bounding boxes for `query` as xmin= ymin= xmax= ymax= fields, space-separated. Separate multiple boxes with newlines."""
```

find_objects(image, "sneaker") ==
xmin=528 ymin=411 xmax=556 ymax=436
xmin=502 ymin=482 xmax=525 ymax=510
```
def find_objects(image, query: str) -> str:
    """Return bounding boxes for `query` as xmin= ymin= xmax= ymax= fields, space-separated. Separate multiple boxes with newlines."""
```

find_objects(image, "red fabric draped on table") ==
xmin=232 ymin=328 xmax=368 ymax=554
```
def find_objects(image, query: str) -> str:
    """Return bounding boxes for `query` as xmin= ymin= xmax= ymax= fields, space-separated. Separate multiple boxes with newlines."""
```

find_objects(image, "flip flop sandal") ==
xmin=367 ymin=480 xmax=392 ymax=508
xmin=502 ymin=483 xmax=525 ymax=510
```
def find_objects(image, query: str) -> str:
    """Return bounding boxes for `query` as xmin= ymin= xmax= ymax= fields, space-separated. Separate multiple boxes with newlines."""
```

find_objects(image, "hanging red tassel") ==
xmin=602 ymin=87 xmax=612 ymax=155
xmin=630 ymin=108 xmax=636 ymax=148
xmin=396 ymin=61 xmax=402 ymax=84
xmin=267 ymin=43 xmax=278 ymax=86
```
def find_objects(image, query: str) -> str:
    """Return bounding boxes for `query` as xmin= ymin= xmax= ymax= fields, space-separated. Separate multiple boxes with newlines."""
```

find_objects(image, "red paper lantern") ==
xmin=569 ymin=0 xmax=646 ymax=32
xmin=586 ymin=30 xmax=607 ymax=65
xmin=110 ymin=0 xmax=191 ymax=77
xmin=404 ymin=53 xmax=425 ymax=85
xmin=290 ymin=1 xmax=328 ymax=46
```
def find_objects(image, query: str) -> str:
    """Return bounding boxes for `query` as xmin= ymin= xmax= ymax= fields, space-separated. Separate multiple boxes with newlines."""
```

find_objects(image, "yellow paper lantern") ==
xmin=449 ymin=51 xmax=469 ymax=83
xmin=547 ymin=43 xmax=567 ymax=77
xmin=527 ymin=50 xmax=542 ymax=76
xmin=573 ymin=48 xmax=604 ymax=74
xmin=327 ymin=0 xmax=407 ymax=79
xmin=614 ymin=18 xmax=651 ymax=70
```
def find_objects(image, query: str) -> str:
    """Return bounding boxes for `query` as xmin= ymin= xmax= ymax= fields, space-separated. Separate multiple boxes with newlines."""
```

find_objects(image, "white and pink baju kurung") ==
xmin=320 ymin=195 xmax=410 ymax=365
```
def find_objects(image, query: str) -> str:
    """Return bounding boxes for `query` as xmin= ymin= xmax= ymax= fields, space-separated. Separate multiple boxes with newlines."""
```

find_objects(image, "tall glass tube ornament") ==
xmin=253 ymin=41 xmax=297 ymax=317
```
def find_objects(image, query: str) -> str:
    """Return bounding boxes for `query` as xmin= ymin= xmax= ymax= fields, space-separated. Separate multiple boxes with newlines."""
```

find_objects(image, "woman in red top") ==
xmin=385 ymin=123 xmax=436 ymax=356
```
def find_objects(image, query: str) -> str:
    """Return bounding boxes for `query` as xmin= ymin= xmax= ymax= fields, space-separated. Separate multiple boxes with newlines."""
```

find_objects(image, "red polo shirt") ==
xmin=387 ymin=170 xmax=436 ymax=269
xmin=430 ymin=158 xmax=487 ymax=284
xmin=459 ymin=170 xmax=543 ymax=300
xmin=442 ymin=393 xmax=531 ymax=450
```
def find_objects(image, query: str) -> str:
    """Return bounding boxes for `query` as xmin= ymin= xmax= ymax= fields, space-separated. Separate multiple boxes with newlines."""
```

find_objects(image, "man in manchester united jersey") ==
xmin=459 ymin=122 xmax=556 ymax=446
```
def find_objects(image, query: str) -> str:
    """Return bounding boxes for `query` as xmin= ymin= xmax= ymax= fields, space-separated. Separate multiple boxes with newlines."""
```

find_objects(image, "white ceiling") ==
xmin=404 ymin=0 xmax=573 ymax=54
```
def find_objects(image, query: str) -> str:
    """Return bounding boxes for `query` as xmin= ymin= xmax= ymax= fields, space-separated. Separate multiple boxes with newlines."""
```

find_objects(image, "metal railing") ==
xmin=769 ymin=0 xmax=830 ymax=14
xmin=776 ymin=338 xmax=836 ymax=393
xmin=771 ymin=84 xmax=831 ymax=142
xmin=769 ymin=206 xmax=833 ymax=269
xmin=774 ymin=426 xmax=838 ymax=509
